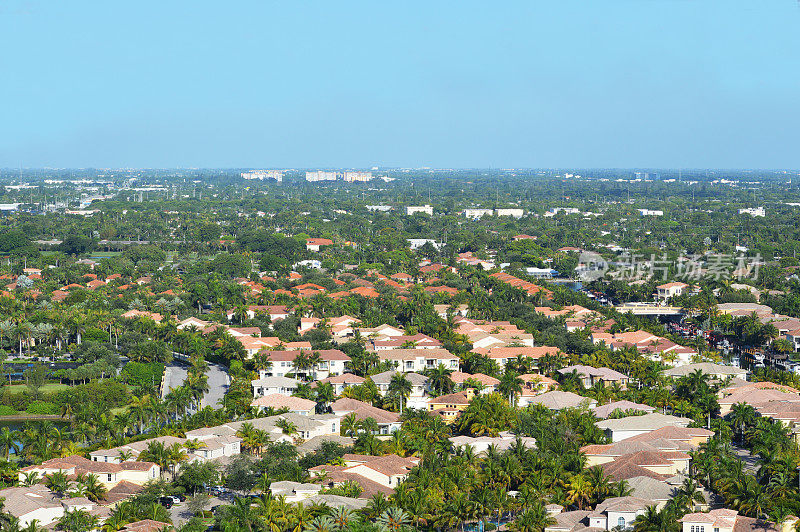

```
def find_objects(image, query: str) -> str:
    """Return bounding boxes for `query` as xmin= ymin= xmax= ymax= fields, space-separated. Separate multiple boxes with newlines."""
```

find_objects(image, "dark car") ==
xmin=159 ymin=497 xmax=173 ymax=509
xmin=175 ymin=494 xmax=187 ymax=502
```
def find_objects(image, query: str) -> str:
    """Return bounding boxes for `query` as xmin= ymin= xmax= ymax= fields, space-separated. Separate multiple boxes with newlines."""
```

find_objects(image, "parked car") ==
xmin=159 ymin=497 xmax=173 ymax=509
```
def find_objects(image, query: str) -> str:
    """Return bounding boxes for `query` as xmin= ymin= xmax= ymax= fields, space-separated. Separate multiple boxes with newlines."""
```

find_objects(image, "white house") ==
xmin=252 ymin=376 xmax=300 ymax=397
xmin=656 ymin=282 xmax=688 ymax=300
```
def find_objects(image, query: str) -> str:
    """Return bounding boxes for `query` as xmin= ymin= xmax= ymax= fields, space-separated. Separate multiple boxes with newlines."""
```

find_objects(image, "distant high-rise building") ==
xmin=343 ymin=171 xmax=372 ymax=183
xmin=305 ymin=171 xmax=338 ymax=182
xmin=241 ymin=170 xmax=283 ymax=182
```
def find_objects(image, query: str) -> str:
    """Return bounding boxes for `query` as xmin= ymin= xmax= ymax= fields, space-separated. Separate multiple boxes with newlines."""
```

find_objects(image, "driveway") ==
xmin=163 ymin=360 xmax=230 ymax=409
xmin=169 ymin=495 xmax=228 ymax=526
xmin=732 ymin=444 xmax=760 ymax=473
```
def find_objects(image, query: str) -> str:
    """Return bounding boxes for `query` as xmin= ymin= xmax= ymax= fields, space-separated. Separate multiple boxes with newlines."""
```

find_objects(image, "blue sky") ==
xmin=1 ymin=1 xmax=799 ymax=169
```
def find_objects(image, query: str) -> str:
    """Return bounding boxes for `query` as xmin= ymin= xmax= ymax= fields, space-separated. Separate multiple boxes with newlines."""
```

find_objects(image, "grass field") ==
xmin=90 ymin=251 xmax=122 ymax=258
xmin=5 ymin=383 xmax=70 ymax=394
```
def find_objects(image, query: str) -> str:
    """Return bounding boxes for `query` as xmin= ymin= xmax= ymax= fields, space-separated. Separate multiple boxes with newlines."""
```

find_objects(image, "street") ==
xmin=162 ymin=361 xmax=230 ymax=409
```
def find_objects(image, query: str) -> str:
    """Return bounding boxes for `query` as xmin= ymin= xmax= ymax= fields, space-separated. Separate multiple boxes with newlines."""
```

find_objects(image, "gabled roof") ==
xmin=330 ymin=398 xmax=400 ymax=424
xmin=596 ymin=413 xmax=689 ymax=432
xmin=592 ymin=401 xmax=655 ymax=419
xmin=251 ymin=394 xmax=315 ymax=411
xmin=526 ymin=390 xmax=592 ymax=410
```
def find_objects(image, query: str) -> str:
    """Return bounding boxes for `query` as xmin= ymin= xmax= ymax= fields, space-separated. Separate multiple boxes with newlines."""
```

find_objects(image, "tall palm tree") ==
xmin=425 ymin=364 xmax=455 ymax=396
xmin=509 ymin=503 xmax=556 ymax=532
xmin=388 ymin=373 xmax=413 ymax=415
xmin=80 ymin=473 xmax=107 ymax=503
xmin=633 ymin=505 xmax=678 ymax=532
xmin=499 ymin=370 xmax=523 ymax=407
xmin=0 ymin=427 xmax=20 ymax=460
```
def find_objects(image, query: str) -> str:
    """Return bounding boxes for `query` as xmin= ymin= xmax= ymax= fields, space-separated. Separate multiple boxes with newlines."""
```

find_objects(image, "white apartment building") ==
xmin=306 ymin=171 xmax=338 ymax=182
xmin=738 ymin=207 xmax=765 ymax=217
xmin=242 ymin=170 xmax=283 ymax=182
xmin=343 ymin=171 xmax=372 ymax=182
xmin=406 ymin=205 xmax=433 ymax=216
xmin=638 ymin=209 xmax=664 ymax=216
xmin=496 ymin=208 xmax=524 ymax=218
xmin=464 ymin=208 xmax=494 ymax=219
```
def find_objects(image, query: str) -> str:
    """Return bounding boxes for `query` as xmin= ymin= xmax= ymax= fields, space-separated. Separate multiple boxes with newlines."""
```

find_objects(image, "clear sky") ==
xmin=1 ymin=1 xmax=799 ymax=169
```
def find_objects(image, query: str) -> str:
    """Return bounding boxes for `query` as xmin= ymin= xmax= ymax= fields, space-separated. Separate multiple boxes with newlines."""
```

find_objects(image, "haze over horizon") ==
xmin=2 ymin=1 xmax=799 ymax=169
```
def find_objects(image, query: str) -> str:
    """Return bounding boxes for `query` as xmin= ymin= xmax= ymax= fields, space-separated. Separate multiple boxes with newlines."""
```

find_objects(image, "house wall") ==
xmin=19 ymin=507 xmax=64 ymax=527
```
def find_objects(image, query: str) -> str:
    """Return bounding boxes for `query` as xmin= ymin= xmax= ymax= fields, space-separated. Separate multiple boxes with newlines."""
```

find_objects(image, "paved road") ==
xmin=163 ymin=361 xmax=230 ymax=409
xmin=732 ymin=444 xmax=760 ymax=473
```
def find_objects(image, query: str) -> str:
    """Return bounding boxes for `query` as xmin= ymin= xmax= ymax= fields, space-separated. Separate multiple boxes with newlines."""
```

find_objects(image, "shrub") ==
xmin=0 ymin=405 xmax=18 ymax=415
xmin=120 ymin=362 xmax=165 ymax=388
xmin=26 ymin=401 xmax=58 ymax=415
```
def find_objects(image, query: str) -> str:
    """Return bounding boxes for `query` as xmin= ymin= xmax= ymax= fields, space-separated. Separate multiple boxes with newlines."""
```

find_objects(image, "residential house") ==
xmin=259 ymin=349 xmax=350 ymax=380
xmin=19 ymin=456 xmax=160 ymax=488
xmin=559 ymin=365 xmax=630 ymax=389
xmin=449 ymin=432 xmax=537 ymax=454
xmin=523 ymin=390 xmax=595 ymax=411
xmin=679 ymin=510 xmax=791 ymax=532
xmin=251 ymin=394 xmax=316 ymax=415
xmin=313 ymin=373 xmax=366 ymax=395
xmin=588 ymin=496 xmax=653 ymax=530
xmin=330 ymin=398 xmax=402 ymax=435
xmin=306 ymin=238 xmax=334 ymax=252
xmin=592 ymin=400 xmax=655 ymax=419
xmin=370 ymin=370 xmax=428 ymax=399
xmin=251 ymin=376 xmax=300 ymax=398
xmin=656 ymin=282 xmax=689 ymax=300
xmin=472 ymin=346 xmax=561 ymax=369
xmin=376 ymin=348 xmax=460 ymax=373
xmin=427 ymin=390 xmax=474 ymax=423
xmin=662 ymin=363 xmax=748 ymax=382
xmin=596 ymin=413 xmax=691 ymax=442
xmin=450 ymin=371 xmax=500 ymax=394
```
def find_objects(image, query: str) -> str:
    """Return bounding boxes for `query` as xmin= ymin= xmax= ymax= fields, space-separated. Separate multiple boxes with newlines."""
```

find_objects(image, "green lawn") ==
xmin=90 ymin=251 xmax=122 ymax=258
xmin=5 ymin=383 xmax=70 ymax=394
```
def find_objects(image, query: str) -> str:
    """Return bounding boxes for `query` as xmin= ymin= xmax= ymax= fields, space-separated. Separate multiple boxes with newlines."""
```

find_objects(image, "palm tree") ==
xmin=166 ymin=443 xmax=188 ymax=479
xmin=672 ymin=477 xmax=705 ymax=513
xmin=499 ymin=370 xmax=523 ymax=407
xmin=44 ymin=471 xmax=70 ymax=497
xmin=21 ymin=471 xmax=41 ymax=487
xmin=225 ymin=497 xmax=262 ymax=532
xmin=509 ymin=503 xmax=555 ymax=532
xmin=140 ymin=441 xmax=169 ymax=477
xmin=57 ymin=508 xmax=98 ymax=532
xmin=729 ymin=402 xmax=757 ymax=443
xmin=128 ymin=395 xmax=152 ymax=434
xmin=425 ymin=364 xmax=454 ymax=396
xmin=329 ymin=507 xmax=360 ymax=530
xmin=341 ymin=412 xmax=361 ymax=437
xmin=0 ymin=427 xmax=20 ymax=460
xmin=276 ymin=418 xmax=298 ymax=438
xmin=633 ymin=505 xmax=678 ymax=532
xmin=376 ymin=508 xmax=411 ymax=532
xmin=567 ymin=474 xmax=591 ymax=510
xmin=313 ymin=382 xmax=335 ymax=414
xmin=388 ymin=373 xmax=412 ymax=415
xmin=80 ymin=473 xmax=107 ymax=503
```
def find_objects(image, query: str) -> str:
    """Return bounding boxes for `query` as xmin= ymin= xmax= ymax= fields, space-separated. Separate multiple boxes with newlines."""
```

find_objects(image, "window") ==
xmin=107 ymin=474 xmax=112 ymax=481
xmin=618 ymin=518 xmax=625 ymax=529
